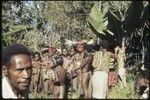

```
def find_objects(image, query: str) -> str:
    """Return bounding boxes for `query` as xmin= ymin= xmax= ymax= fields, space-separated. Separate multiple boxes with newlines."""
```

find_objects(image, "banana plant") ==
xmin=87 ymin=4 xmax=113 ymax=36
xmin=87 ymin=1 xmax=149 ymax=71
xmin=87 ymin=1 xmax=146 ymax=44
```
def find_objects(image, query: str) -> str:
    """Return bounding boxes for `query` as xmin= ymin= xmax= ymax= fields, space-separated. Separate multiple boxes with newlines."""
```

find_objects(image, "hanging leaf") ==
xmin=109 ymin=9 xmax=121 ymax=22
xmin=107 ymin=9 xmax=122 ymax=37
xmin=87 ymin=4 xmax=106 ymax=35
xmin=106 ymin=29 xmax=114 ymax=35
xmin=124 ymin=1 xmax=144 ymax=32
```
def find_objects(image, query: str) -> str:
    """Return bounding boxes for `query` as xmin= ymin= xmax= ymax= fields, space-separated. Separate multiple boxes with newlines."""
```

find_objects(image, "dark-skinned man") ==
xmin=2 ymin=44 xmax=32 ymax=99
xmin=91 ymin=40 xmax=116 ymax=99
xmin=71 ymin=40 xmax=93 ymax=98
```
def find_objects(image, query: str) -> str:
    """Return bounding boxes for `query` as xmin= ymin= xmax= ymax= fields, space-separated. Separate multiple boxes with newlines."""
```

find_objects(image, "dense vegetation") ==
xmin=2 ymin=1 xmax=149 ymax=99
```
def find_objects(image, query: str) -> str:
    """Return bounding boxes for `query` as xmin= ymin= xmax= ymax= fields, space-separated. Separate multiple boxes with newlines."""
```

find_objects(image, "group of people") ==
xmin=2 ymin=39 xmax=149 ymax=99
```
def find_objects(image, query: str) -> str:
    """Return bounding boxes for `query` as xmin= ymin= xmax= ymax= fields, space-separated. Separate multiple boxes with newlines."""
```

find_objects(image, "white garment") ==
xmin=141 ymin=87 xmax=149 ymax=99
xmin=2 ymin=76 xmax=18 ymax=99
xmin=118 ymin=67 xmax=125 ymax=76
xmin=118 ymin=67 xmax=127 ymax=87
xmin=91 ymin=71 xmax=108 ymax=99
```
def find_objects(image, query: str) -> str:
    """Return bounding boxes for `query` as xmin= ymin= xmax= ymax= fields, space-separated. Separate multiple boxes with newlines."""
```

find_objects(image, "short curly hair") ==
xmin=2 ymin=44 xmax=31 ymax=66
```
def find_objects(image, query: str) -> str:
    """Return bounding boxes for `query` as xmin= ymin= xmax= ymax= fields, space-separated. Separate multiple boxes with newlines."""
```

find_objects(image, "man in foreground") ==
xmin=2 ymin=44 xmax=32 ymax=99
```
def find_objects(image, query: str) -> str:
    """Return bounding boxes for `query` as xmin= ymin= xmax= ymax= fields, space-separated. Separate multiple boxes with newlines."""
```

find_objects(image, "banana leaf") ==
xmin=141 ymin=4 xmax=149 ymax=25
xmin=87 ymin=4 xmax=106 ymax=35
xmin=107 ymin=9 xmax=123 ymax=37
xmin=124 ymin=1 xmax=144 ymax=32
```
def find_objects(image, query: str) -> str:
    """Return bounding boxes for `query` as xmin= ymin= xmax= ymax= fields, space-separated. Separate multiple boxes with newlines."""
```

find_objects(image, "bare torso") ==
xmin=81 ymin=57 xmax=92 ymax=73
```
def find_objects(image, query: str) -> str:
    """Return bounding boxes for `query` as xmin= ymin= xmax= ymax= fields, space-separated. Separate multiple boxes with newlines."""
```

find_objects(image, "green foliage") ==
xmin=4 ymin=25 xmax=32 ymax=35
xmin=107 ymin=72 xmax=138 ymax=99
xmin=124 ymin=1 xmax=144 ymax=32
xmin=87 ymin=4 xmax=106 ymax=35
xmin=107 ymin=80 xmax=138 ymax=99
xmin=44 ymin=1 xmax=95 ymax=40
xmin=44 ymin=1 xmax=69 ymax=28
xmin=2 ymin=1 xmax=149 ymax=77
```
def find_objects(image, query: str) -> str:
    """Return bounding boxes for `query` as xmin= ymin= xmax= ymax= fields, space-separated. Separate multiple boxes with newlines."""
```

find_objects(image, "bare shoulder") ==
xmin=61 ymin=67 xmax=67 ymax=74
xmin=91 ymin=51 xmax=99 ymax=56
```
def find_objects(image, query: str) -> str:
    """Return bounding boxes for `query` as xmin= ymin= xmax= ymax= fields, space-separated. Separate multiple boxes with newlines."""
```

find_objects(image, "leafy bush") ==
xmin=107 ymin=72 xmax=138 ymax=99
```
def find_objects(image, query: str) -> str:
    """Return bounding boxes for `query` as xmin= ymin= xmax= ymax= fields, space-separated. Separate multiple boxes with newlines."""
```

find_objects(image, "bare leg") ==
xmin=73 ymin=77 xmax=77 ymax=90
xmin=59 ymin=85 xmax=65 ymax=98
xmin=81 ymin=73 xmax=90 ymax=98
xmin=30 ymin=78 xmax=34 ymax=94
xmin=53 ymin=85 xmax=60 ymax=98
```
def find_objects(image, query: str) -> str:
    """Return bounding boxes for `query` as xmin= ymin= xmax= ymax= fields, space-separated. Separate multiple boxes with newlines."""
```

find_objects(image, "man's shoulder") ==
xmin=93 ymin=51 xmax=102 ymax=55
xmin=2 ymin=76 xmax=9 ymax=85
xmin=2 ymin=76 xmax=18 ymax=99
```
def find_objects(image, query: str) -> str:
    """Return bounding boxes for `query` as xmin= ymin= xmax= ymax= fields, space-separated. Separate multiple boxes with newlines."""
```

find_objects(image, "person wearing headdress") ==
xmin=30 ymin=51 xmax=43 ymax=94
xmin=42 ymin=46 xmax=57 ymax=95
xmin=71 ymin=40 xmax=93 ymax=98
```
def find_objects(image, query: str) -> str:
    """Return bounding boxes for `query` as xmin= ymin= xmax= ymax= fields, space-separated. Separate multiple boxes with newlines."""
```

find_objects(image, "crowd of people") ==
xmin=2 ymin=40 xmax=149 ymax=99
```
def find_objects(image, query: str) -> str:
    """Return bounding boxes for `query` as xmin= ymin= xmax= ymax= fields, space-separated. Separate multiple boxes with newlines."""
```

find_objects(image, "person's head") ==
xmin=49 ymin=56 xmax=64 ymax=68
xmin=76 ymin=41 xmax=86 ymax=53
xmin=115 ymin=42 xmax=122 ymax=49
xmin=69 ymin=46 xmax=76 ymax=56
xmin=143 ymin=70 xmax=149 ymax=86
xmin=2 ymin=44 xmax=32 ymax=92
xmin=99 ymin=40 xmax=109 ymax=51
xmin=48 ymin=47 xmax=57 ymax=57
xmin=41 ymin=48 xmax=49 ymax=58
xmin=33 ymin=51 xmax=41 ymax=61
xmin=62 ymin=48 xmax=69 ymax=57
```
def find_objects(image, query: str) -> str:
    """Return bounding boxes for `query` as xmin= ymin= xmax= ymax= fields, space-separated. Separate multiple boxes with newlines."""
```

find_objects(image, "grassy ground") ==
xmin=107 ymin=80 xmax=138 ymax=99
xmin=29 ymin=73 xmax=138 ymax=99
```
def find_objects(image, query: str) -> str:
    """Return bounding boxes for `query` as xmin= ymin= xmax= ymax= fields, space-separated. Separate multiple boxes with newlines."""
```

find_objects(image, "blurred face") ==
xmin=62 ymin=49 xmax=68 ymax=56
xmin=7 ymin=54 xmax=32 ymax=92
xmin=43 ymin=52 xmax=48 ymax=57
xmin=144 ymin=79 xmax=149 ymax=86
xmin=48 ymin=51 xmax=54 ymax=57
xmin=34 ymin=54 xmax=40 ymax=61
xmin=70 ymin=48 xmax=75 ymax=56
xmin=76 ymin=43 xmax=85 ymax=53
xmin=48 ymin=50 xmax=56 ymax=57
